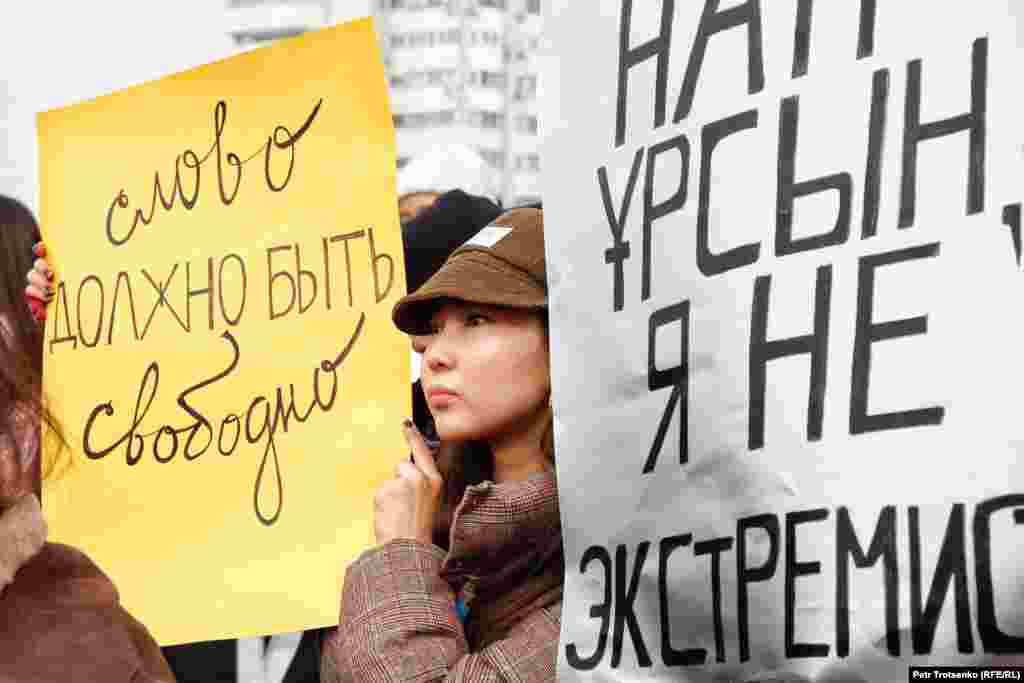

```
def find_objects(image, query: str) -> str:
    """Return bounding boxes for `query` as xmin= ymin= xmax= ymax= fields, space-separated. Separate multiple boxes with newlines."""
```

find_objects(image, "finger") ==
xmin=25 ymin=282 xmax=49 ymax=303
xmin=394 ymin=457 xmax=417 ymax=478
xmin=27 ymin=272 xmax=51 ymax=298
xmin=25 ymin=296 xmax=46 ymax=322
xmin=402 ymin=418 xmax=441 ymax=480
xmin=33 ymin=258 xmax=52 ymax=279
xmin=29 ymin=288 xmax=50 ymax=304
xmin=410 ymin=334 xmax=430 ymax=354
xmin=395 ymin=460 xmax=422 ymax=483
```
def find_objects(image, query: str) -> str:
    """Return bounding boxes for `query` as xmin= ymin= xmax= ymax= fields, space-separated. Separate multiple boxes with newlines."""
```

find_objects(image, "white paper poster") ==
xmin=543 ymin=1 xmax=1024 ymax=680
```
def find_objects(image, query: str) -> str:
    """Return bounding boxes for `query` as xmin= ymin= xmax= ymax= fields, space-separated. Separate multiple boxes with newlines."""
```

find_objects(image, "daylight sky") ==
xmin=0 ymin=2 xmax=234 ymax=210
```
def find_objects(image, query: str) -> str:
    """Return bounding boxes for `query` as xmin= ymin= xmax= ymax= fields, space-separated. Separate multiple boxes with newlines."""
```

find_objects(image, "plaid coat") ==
xmin=322 ymin=471 xmax=563 ymax=682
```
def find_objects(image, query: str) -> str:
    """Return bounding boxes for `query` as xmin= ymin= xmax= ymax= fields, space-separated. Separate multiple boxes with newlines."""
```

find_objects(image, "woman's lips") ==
xmin=426 ymin=387 xmax=460 ymax=407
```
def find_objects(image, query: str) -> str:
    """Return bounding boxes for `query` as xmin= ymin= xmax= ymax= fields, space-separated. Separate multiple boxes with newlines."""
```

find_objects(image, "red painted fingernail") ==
xmin=46 ymin=270 xmax=54 ymax=281
xmin=27 ymin=299 xmax=44 ymax=321
xmin=33 ymin=243 xmax=46 ymax=257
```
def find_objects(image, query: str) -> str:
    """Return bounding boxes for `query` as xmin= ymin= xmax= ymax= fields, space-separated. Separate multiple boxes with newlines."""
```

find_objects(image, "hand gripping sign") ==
xmin=38 ymin=19 xmax=408 ymax=645
xmin=543 ymin=1 xmax=1024 ymax=680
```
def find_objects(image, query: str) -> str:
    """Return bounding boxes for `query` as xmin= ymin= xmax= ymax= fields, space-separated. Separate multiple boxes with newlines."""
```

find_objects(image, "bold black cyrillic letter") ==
xmin=615 ymin=0 xmax=675 ymax=147
xmin=850 ymin=243 xmax=943 ymax=434
xmin=749 ymin=265 xmax=832 ymax=450
xmin=899 ymin=38 xmax=987 ymax=229
xmin=698 ymin=109 xmax=761 ymax=276
xmin=674 ymin=0 xmax=765 ymax=123
xmin=776 ymin=95 xmax=852 ymax=256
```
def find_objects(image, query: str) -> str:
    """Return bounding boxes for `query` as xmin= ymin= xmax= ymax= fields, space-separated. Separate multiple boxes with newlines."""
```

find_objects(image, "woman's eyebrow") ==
xmin=429 ymin=308 xmax=456 ymax=328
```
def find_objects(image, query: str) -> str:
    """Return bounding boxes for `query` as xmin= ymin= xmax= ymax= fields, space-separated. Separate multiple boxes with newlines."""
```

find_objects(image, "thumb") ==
xmin=402 ymin=418 xmax=441 ymax=481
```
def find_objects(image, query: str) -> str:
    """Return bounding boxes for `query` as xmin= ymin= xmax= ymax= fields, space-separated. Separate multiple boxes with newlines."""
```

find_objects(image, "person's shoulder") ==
xmin=12 ymin=542 xmax=120 ymax=606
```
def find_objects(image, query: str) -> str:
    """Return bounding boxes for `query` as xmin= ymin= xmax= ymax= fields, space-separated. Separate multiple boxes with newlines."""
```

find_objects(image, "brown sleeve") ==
xmin=325 ymin=539 xmax=560 ymax=682
xmin=120 ymin=607 xmax=177 ymax=683
xmin=320 ymin=627 xmax=347 ymax=683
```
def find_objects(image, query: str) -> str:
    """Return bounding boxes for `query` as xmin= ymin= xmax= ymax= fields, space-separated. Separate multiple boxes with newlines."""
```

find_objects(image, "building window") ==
xmin=514 ymin=74 xmax=537 ymax=101
xmin=515 ymin=154 xmax=540 ymax=172
xmin=465 ymin=110 xmax=504 ymax=129
xmin=428 ymin=69 xmax=453 ymax=85
xmin=467 ymin=70 xmax=505 ymax=90
xmin=468 ymin=30 xmax=500 ymax=47
xmin=382 ymin=0 xmax=446 ymax=8
xmin=228 ymin=0 xmax=292 ymax=6
xmin=391 ymin=29 xmax=461 ymax=50
xmin=231 ymin=27 xmax=308 ymax=46
xmin=390 ymin=69 xmax=457 ymax=89
xmin=478 ymin=148 xmax=504 ymax=169
xmin=515 ymin=114 xmax=538 ymax=134
xmin=477 ymin=0 xmax=506 ymax=8
xmin=393 ymin=110 xmax=456 ymax=128
xmin=526 ymin=0 xmax=540 ymax=13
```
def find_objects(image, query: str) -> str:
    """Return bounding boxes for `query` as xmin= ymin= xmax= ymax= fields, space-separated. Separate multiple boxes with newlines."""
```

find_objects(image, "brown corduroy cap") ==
xmin=392 ymin=207 xmax=546 ymax=334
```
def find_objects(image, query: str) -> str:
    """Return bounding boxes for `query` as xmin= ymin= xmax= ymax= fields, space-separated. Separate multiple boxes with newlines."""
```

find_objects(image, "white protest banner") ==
xmin=543 ymin=1 xmax=1024 ymax=680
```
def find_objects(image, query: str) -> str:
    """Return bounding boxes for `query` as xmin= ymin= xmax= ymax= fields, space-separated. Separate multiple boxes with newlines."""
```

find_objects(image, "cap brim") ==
xmin=393 ymin=250 xmax=547 ymax=334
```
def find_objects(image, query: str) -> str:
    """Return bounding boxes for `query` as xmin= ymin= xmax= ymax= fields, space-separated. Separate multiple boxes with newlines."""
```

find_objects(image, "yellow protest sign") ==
xmin=37 ymin=18 xmax=408 ymax=645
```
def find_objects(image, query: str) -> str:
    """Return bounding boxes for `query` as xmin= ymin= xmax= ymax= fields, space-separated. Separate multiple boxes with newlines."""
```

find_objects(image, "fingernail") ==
xmin=33 ymin=243 xmax=46 ymax=257
xmin=46 ymin=271 xmax=54 ymax=281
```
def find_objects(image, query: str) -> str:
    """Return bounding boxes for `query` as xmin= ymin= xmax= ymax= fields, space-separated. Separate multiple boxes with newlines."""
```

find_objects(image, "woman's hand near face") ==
xmin=24 ymin=242 xmax=54 ymax=321
xmin=373 ymin=419 xmax=443 ymax=546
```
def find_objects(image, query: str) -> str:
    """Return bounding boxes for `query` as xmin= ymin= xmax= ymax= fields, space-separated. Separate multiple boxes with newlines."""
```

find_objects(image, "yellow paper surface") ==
xmin=37 ymin=19 xmax=408 ymax=645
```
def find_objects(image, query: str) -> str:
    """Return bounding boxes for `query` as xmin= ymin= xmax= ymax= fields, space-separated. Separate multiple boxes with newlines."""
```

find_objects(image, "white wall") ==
xmin=0 ymin=1 xmax=234 ymax=212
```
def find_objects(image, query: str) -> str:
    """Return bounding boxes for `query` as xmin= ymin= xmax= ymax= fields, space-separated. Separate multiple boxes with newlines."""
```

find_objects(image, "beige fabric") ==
xmin=0 ymin=494 xmax=46 ymax=594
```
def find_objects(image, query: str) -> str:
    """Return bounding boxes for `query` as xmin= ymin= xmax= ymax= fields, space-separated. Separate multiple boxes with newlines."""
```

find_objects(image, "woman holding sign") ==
xmin=0 ymin=195 xmax=175 ymax=682
xmin=322 ymin=207 xmax=563 ymax=682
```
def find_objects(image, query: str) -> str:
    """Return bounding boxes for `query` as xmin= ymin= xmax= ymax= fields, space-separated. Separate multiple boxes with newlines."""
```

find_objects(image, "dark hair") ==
xmin=0 ymin=195 xmax=65 ymax=480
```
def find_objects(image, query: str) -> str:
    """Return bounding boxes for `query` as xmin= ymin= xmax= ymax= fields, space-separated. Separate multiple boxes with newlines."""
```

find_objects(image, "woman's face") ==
xmin=419 ymin=301 xmax=550 ymax=445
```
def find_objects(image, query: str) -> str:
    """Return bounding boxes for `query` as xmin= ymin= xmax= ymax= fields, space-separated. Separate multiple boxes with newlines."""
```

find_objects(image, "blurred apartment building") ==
xmin=225 ymin=0 xmax=542 ymax=206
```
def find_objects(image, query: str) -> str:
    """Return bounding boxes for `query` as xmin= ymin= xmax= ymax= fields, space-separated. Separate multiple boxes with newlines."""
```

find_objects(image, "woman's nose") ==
xmin=423 ymin=332 xmax=453 ymax=371
xmin=410 ymin=334 xmax=430 ymax=354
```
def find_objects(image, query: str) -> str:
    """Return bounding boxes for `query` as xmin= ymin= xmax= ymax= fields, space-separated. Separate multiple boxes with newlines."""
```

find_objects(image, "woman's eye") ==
xmin=466 ymin=313 xmax=488 ymax=326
